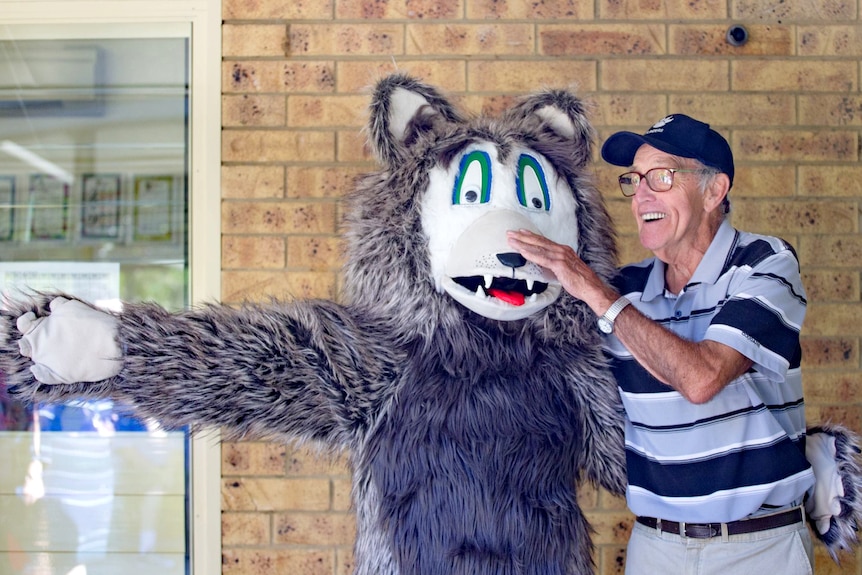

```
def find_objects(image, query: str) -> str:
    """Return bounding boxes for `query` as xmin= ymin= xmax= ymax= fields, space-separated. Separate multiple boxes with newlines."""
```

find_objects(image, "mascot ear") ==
xmin=368 ymin=73 xmax=465 ymax=167
xmin=502 ymin=89 xmax=595 ymax=169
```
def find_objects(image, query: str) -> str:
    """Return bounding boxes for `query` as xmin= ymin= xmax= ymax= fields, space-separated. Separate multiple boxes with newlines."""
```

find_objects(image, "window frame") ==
xmin=0 ymin=2 xmax=222 ymax=574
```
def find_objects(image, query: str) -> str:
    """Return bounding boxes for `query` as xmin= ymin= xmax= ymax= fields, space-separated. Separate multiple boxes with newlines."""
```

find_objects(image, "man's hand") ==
xmin=506 ymin=229 xmax=619 ymax=316
xmin=17 ymin=296 xmax=122 ymax=384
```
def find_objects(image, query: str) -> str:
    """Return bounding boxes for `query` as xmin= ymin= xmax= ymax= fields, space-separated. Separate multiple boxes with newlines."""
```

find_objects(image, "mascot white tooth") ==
xmin=1 ymin=73 xmax=860 ymax=573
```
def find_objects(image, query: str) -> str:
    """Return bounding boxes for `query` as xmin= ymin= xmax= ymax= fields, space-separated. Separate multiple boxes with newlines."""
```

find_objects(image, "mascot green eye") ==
xmin=452 ymin=150 xmax=491 ymax=205
xmin=517 ymin=154 xmax=551 ymax=211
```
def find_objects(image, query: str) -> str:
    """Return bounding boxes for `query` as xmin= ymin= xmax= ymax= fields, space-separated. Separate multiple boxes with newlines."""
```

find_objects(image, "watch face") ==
xmin=598 ymin=317 xmax=612 ymax=334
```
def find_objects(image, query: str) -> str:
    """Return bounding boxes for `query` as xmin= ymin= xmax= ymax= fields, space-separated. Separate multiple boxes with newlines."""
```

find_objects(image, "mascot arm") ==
xmin=573 ymin=364 xmax=627 ymax=496
xmin=3 ymin=295 xmax=400 ymax=445
xmin=805 ymin=424 xmax=862 ymax=564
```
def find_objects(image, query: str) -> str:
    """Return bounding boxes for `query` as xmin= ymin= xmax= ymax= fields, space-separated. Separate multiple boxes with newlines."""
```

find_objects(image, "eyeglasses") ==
xmin=617 ymin=168 xmax=702 ymax=197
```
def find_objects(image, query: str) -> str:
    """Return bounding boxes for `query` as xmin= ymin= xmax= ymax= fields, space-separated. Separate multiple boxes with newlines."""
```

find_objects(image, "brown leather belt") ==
xmin=636 ymin=507 xmax=803 ymax=539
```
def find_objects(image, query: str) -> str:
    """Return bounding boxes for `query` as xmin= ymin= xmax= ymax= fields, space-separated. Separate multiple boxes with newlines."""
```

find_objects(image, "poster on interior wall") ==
xmin=0 ymin=176 xmax=13 ymax=240
xmin=81 ymin=173 xmax=121 ymax=239
xmin=133 ymin=175 xmax=172 ymax=242
xmin=29 ymin=174 xmax=68 ymax=240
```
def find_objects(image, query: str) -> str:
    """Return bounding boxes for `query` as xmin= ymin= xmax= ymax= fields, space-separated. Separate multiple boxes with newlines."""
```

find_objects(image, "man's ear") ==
xmin=703 ymin=173 xmax=730 ymax=214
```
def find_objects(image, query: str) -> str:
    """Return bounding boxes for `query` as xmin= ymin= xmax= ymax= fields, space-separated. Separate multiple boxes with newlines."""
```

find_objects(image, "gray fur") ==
xmin=1 ymin=74 xmax=625 ymax=575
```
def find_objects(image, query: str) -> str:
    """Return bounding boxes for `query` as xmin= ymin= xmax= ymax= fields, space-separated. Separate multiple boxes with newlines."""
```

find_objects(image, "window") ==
xmin=0 ymin=4 xmax=220 ymax=574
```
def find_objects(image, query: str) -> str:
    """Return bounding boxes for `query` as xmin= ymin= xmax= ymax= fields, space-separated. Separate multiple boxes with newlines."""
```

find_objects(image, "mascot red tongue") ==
xmin=1 ymin=73 xmax=861 ymax=574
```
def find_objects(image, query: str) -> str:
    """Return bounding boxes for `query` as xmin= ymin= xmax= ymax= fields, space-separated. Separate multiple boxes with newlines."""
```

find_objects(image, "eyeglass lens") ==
xmin=618 ymin=168 xmax=675 ymax=196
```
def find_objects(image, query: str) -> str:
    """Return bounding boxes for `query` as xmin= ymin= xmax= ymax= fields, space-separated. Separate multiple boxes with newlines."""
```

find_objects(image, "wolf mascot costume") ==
xmin=1 ymin=74 xmax=860 ymax=573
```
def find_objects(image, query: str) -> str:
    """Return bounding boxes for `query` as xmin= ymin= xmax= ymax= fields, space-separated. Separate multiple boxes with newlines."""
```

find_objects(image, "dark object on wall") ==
xmin=726 ymin=25 xmax=749 ymax=47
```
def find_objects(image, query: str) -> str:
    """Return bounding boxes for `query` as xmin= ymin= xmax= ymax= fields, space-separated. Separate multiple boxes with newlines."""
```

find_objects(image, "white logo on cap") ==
xmin=646 ymin=115 xmax=673 ymax=134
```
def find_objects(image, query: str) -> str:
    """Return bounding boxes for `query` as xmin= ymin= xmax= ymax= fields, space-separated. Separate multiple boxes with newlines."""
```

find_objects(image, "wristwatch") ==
xmin=597 ymin=296 xmax=631 ymax=334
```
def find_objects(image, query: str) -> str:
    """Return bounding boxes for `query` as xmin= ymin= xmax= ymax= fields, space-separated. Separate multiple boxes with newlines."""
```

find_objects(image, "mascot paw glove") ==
xmin=16 ymin=296 xmax=122 ymax=384
xmin=805 ymin=431 xmax=845 ymax=535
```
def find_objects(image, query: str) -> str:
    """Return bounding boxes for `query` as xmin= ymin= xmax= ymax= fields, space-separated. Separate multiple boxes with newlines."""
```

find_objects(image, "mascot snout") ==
xmin=443 ymin=210 xmax=562 ymax=321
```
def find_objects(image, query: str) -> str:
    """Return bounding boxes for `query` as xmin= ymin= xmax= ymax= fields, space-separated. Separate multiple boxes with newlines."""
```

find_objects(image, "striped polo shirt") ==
xmin=605 ymin=219 xmax=815 ymax=523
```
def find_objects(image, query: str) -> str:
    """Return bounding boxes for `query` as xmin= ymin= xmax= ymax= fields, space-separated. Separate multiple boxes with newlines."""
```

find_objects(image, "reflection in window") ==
xmin=0 ymin=35 xmax=190 ymax=575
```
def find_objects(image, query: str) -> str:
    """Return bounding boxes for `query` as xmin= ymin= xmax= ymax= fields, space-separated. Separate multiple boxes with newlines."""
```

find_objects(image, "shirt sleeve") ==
xmin=704 ymin=247 xmax=806 ymax=382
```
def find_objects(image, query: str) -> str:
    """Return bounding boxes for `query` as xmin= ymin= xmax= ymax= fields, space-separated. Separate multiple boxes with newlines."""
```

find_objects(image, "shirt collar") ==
xmin=641 ymin=219 xmax=737 ymax=300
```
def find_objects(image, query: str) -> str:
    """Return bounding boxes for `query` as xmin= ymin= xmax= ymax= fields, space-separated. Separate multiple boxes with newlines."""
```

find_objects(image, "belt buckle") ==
xmin=684 ymin=522 xmax=720 ymax=539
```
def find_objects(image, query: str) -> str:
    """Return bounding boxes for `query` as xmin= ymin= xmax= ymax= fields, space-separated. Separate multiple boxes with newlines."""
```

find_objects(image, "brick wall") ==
xmin=219 ymin=1 xmax=862 ymax=573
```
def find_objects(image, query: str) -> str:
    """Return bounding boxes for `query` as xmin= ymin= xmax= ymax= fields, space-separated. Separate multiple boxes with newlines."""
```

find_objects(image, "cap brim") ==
xmin=600 ymin=131 xmax=703 ymax=167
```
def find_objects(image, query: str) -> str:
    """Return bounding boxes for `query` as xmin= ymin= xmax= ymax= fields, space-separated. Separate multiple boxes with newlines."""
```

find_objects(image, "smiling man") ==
xmin=508 ymin=115 xmax=815 ymax=574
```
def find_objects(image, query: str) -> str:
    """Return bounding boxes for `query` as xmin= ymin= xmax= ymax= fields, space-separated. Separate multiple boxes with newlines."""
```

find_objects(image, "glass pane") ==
xmin=0 ymin=34 xmax=189 ymax=575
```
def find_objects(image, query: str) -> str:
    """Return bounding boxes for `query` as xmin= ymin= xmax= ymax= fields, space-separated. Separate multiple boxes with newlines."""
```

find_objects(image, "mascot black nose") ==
xmin=497 ymin=252 xmax=527 ymax=268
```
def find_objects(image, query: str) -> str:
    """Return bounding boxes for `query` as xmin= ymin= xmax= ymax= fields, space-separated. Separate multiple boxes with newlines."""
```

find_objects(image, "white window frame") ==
xmin=0 ymin=2 xmax=222 ymax=574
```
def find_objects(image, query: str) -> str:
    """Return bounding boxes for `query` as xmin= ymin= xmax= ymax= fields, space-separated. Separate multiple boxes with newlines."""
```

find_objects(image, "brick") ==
xmin=223 ymin=61 xmax=337 ymax=94
xmin=285 ymin=445 xmax=350 ymax=476
xmin=221 ymin=270 xmax=337 ymax=303
xmin=804 ymin=302 xmax=862 ymax=337
xmin=799 ymin=25 xmax=862 ymax=56
xmin=222 ymin=477 xmax=331 ymax=511
xmin=540 ymin=24 xmax=665 ymax=56
xmin=224 ymin=61 xmax=291 ymax=93
xmin=599 ymin=489 xmax=628 ymax=511
xmin=731 ymin=199 xmax=857 ymax=236
xmin=669 ymin=24 xmax=792 ymax=56
xmin=803 ymin=372 xmax=862 ymax=405
xmin=733 ymin=0 xmax=856 ymax=21
xmin=287 ymin=166 xmax=368 ymax=199
xmin=338 ymin=129 xmax=374 ymax=163
xmin=732 ymin=60 xmax=856 ymax=92
xmin=222 ymin=548 xmax=334 ymax=575
xmin=332 ymin=477 xmax=353 ymax=511
xmin=287 ymin=237 xmax=343 ymax=270
xmin=337 ymin=60 xmax=467 ymax=93
xmin=223 ymin=0 xmax=334 ymax=20
xmin=467 ymin=60 xmax=597 ymax=92
xmin=287 ymin=95 xmax=369 ymax=128
xmin=223 ymin=24 xmax=288 ymax=57
xmin=734 ymin=130 xmax=857 ymax=163
xmin=287 ymin=24 xmax=404 ymax=56
xmin=667 ymin=94 xmax=794 ymax=127
xmin=468 ymin=0 xmax=593 ymax=19
xmin=729 ymin=166 xmax=793 ymax=199
xmin=338 ymin=0 xmax=462 ymax=19
xmin=223 ymin=95 xmax=286 ymax=127
xmin=222 ymin=130 xmax=336 ymax=163
xmin=222 ymin=511 xmax=271 ymax=545
xmin=223 ymin=236 xmax=287 ymax=269
xmin=802 ymin=270 xmax=859 ymax=302
xmin=223 ymin=441 xmax=288 ymax=475
xmin=222 ymin=166 xmax=285 ymax=199
xmin=798 ymin=236 xmax=862 ymax=269
xmin=589 ymin=94 xmax=666 ymax=126
xmin=801 ymin=337 xmax=858 ymax=369
xmin=583 ymin=511 xmax=635 ymax=545
xmin=336 ymin=548 xmax=355 ymax=575
xmin=601 ymin=60 xmax=728 ymax=91
xmin=799 ymin=95 xmax=862 ymax=126
xmin=406 ymin=23 xmax=534 ymax=56
xmin=578 ymin=481 xmax=599 ymax=509
xmin=811 ymin=542 xmax=860 ymax=574
xmin=799 ymin=166 xmax=862 ymax=197
xmin=600 ymin=0 xmax=724 ymax=19
xmin=222 ymin=201 xmax=337 ymax=235
xmin=597 ymin=545 xmax=627 ymax=575
xmin=806 ymin=404 xmax=862 ymax=434
xmin=274 ymin=512 xmax=356 ymax=545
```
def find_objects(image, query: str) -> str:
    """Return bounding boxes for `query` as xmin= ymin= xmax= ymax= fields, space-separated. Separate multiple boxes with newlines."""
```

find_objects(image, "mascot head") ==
xmin=342 ymin=74 xmax=616 ymax=343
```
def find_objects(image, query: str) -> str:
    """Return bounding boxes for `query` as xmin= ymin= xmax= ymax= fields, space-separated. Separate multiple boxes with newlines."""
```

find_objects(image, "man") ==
xmin=508 ymin=114 xmax=815 ymax=574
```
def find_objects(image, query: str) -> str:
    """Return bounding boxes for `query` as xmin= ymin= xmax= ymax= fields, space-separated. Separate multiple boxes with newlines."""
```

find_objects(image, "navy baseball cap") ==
xmin=601 ymin=114 xmax=734 ymax=188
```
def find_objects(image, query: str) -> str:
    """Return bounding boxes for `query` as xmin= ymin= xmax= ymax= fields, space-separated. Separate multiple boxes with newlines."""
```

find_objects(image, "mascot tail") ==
xmin=806 ymin=423 xmax=862 ymax=563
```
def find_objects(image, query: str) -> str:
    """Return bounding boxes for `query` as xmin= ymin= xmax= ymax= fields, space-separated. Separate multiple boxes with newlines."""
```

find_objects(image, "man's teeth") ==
xmin=642 ymin=212 xmax=666 ymax=221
